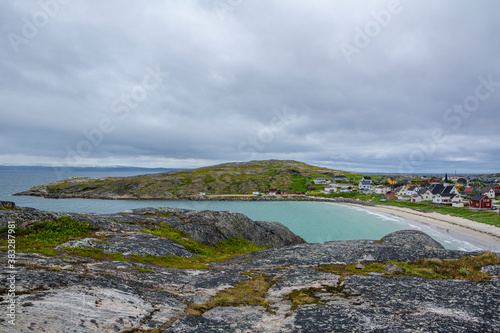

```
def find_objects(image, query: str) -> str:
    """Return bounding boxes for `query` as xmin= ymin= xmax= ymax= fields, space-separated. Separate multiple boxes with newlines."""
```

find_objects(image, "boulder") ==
xmin=383 ymin=262 xmax=405 ymax=273
xmin=0 ymin=201 xmax=15 ymax=209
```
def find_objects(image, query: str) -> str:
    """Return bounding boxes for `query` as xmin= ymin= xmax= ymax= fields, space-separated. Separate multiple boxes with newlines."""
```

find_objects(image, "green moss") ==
xmin=141 ymin=223 xmax=267 ymax=261
xmin=0 ymin=217 xmax=96 ymax=256
xmin=136 ymin=267 xmax=155 ymax=273
xmin=317 ymin=252 xmax=500 ymax=282
xmin=287 ymin=277 xmax=359 ymax=311
xmin=186 ymin=274 xmax=274 ymax=316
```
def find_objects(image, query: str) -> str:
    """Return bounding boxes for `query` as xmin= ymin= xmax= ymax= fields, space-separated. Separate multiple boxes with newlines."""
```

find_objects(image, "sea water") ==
xmin=0 ymin=167 xmax=487 ymax=251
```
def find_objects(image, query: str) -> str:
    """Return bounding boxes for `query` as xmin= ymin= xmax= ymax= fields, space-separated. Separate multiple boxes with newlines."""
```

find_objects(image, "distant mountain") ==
xmin=15 ymin=160 xmax=349 ymax=200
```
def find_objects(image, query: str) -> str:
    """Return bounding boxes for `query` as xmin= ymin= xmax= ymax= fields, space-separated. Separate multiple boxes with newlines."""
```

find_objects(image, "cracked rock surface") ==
xmin=1 ymin=206 xmax=499 ymax=332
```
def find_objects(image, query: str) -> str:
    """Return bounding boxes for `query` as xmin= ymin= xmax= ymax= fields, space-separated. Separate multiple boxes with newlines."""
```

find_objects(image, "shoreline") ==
xmin=341 ymin=202 xmax=500 ymax=251
xmin=10 ymin=193 xmax=500 ymax=250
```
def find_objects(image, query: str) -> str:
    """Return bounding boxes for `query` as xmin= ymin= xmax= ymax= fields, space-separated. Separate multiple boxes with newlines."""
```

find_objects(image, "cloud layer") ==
xmin=1 ymin=0 xmax=499 ymax=173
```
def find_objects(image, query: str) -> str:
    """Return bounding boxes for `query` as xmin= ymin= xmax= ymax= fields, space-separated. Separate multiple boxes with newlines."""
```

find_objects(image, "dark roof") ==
xmin=430 ymin=184 xmax=454 ymax=195
xmin=471 ymin=194 xmax=488 ymax=201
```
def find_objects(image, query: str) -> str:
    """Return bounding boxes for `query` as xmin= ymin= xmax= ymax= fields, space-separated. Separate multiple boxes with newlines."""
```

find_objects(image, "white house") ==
xmin=480 ymin=188 xmax=496 ymax=199
xmin=411 ymin=194 xmax=423 ymax=203
xmin=361 ymin=176 xmax=373 ymax=184
xmin=407 ymin=186 xmax=419 ymax=196
xmin=323 ymin=184 xmax=338 ymax=193
xmin=451 ymin=195 xmax=464 ymax=208
xmin=313 ymin=177 xmax=331 ymax=185
xmin=358 ymin=180 xmax=373 ymax=191
xmin=375 ymin=185 xmax=391 ymax=195
xmin=340 ymin=186 xmax=353 ymax=193
xmin=395 ymin=186 xmax=408 ymax=197
xmin=417 ymin=189 xmax=433 ymax=202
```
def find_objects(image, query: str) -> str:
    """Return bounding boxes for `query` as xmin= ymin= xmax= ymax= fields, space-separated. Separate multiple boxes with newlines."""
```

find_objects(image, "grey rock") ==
xmin=1 ymin=206 xmax=499 ymax=333
xmin=58 ymin=233 xmax=196 ymax=257
xmin=0 ymin=201 xmax=16 ymax=209
xmin=481 ymin=265 xmax=500 ymax=276
xmin=383 ymin=262 xmax=405 ymax=273
xmin=355 ymin=263 xmax=365 ymax=270
xmin=380 ymin=229 xmax=445 ymax=250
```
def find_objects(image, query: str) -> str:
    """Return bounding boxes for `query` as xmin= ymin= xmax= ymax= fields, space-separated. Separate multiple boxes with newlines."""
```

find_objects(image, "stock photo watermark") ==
xmin=339 ymin=0 xmax=405 ymax=64
xmin=7 ymin=0 xmax=71 ymax=54
xmin=398 ymin=74 xmax=499 ymax=173
xmin=238 ymin=107 xmax=295 ymax=160
xmin=214 ymin=0 xmax=243 ymax=20
xmin=5 ymin=221 xmax=17 ymax=327
xmin=53 ymin=65 xmax=167 ymax=179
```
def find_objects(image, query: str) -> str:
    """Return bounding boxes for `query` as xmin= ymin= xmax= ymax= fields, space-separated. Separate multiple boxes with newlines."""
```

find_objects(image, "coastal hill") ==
xmin=16 ymin=160 xmax=349 ymax=200
xmin=1 ymin=202 xmax=499 ymax=332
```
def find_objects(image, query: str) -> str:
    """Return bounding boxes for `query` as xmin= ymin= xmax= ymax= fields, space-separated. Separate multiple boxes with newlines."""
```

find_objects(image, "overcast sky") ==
xmin=1 ymin=0 xmax=499 ymax=174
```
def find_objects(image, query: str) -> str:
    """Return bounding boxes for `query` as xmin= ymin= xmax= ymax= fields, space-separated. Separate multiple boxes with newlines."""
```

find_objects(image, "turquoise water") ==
xmin=0 ymin=168 xmax=486 ymax=251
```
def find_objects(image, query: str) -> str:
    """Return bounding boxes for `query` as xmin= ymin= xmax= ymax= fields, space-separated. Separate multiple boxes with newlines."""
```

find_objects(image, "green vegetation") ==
xmin=27 ymin=160 xmax=353 ymax=198
xmin=382 ymin=200 xmax=500 ymax=228
xmin=317 ymin=252 xmax=500 ymax=282
xmin=186 ymin=274 xmax=275 ymax=316
xmin=0 ymin=217 xmax=266 ymax=270
xmin=136 ymin=267 xmax=155 ymax=273
xmin=141 ymin=223 xmax=268 ymax=266
xmin=287 ymin=277 xmax=358 ymax=311
xmin=0 ymin=217 xmax=95 ymax=256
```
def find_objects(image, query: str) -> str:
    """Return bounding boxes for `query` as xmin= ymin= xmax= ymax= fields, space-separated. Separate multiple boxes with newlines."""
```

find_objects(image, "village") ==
xmin=265 ymin=173 xmax=500 ymax=211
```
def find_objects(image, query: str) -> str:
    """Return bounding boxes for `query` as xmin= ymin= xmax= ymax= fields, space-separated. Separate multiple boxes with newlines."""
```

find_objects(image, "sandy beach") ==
xmin=346 ymin=203 xmax=500 ymax=251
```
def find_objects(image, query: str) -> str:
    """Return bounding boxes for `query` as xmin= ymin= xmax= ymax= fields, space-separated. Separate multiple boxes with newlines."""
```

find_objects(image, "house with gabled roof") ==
xmin=358 ymin=180 xmax=373 ymax=191
xmin=333 ymin=174 xmax=348 ymax=182
xmin=386 ymin=191 xmax=395 ymax=200
xmin=480 ymin=188 xmax=496 ymax=199
xmin=417 ymin=188 xmax=433 ymax=201
xmin=411 ymin=194 xmax=423 ymax=203
xmin=313 ymin=177 xmax=331 ymax=185
xmin=470 ymin=195 xmax=492 ymax=209
xmin=375 ymin=185 xmax=391 ymax=195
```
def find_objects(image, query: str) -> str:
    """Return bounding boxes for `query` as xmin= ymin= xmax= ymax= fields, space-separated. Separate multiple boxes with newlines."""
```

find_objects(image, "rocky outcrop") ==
xmin=0 ymin=205 xmax=305 ymax=248
xmin=1 ymin=205 xmax=499 ymax=332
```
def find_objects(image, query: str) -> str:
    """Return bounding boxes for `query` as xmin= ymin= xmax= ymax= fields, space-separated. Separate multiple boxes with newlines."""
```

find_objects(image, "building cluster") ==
xmin=319 ymin=174 xmax=500 ymax=210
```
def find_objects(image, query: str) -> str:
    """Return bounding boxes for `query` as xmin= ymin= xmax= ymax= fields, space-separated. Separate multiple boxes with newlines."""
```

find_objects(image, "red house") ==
xmin=469 ymin=195 xmax=492 ymax=209
xmin=386 ymin=192 xmax=395 ymax=200
xmin=463 ymin=187 xmax=474 ymax=194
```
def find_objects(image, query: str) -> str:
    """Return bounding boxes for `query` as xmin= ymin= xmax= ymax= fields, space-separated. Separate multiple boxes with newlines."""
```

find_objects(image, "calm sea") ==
xmin=0 ymin=167 xmax=487 ymax=251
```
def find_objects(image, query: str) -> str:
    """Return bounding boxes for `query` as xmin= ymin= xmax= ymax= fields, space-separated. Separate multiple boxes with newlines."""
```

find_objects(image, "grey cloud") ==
xmin=0 ymin=0 xmax=499 ymax=173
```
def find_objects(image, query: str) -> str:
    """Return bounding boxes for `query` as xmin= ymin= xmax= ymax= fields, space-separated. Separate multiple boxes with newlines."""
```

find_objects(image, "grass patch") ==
xmin=186 ymin=274 xmax=274 ymax=316
xmin=381 ymin=200 xmax=500 ymax=228
xmin=287 ymin=277 xmax=359 ymax=311
xmin=141 ymin=223 xmax=268 ymax=263
xmin=136 ymin=267 xmax=155 ymax=273
xmin=62 ymin=224 xmax=267 ymax=269
xmin=0 ymin=217 xmax=95 ymax=255
xmin=317 ymin=252 xmax=500 ymax=282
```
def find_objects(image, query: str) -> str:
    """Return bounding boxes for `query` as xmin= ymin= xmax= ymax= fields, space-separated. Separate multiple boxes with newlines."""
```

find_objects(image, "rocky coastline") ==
xmin=1 ymin=202 xmax=500 ymax=332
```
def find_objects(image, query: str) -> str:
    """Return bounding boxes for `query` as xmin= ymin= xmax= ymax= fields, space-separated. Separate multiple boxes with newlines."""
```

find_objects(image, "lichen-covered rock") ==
xmin=0 ymin=206 xmax=305 ymax=248
xmin=0 ymin=201 xmax=16 ymax=209
xmin=380 ymin=229 xmax=445 ymax=250
xmin=1 ymin=207 xmax=499 ymax=332
xmin=58 ymin=233 xmax=196 ymax=257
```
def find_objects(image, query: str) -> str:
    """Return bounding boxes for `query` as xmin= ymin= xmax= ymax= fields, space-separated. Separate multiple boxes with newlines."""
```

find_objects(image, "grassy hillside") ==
xmin=22 ymin=160 xmax=350 ymax=199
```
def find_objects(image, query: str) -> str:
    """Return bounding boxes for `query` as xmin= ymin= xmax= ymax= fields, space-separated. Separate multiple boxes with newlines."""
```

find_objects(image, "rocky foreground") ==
xmin=1 ymin=203 xmax=500 ymax=332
